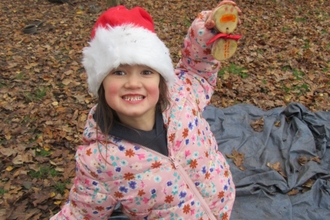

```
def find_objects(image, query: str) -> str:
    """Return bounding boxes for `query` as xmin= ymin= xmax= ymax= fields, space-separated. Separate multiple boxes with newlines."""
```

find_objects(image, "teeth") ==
xmin=123 ymin=96 xmax=143 ymax=101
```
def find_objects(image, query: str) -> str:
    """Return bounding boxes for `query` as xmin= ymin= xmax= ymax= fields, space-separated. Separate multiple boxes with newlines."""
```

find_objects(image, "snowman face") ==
xmin=213 ymin=4 xmax=239 ymax=34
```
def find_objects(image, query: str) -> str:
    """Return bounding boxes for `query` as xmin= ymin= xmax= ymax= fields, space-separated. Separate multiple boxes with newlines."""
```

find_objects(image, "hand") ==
xmin=205 ymin=0 xmax=242 ymax=30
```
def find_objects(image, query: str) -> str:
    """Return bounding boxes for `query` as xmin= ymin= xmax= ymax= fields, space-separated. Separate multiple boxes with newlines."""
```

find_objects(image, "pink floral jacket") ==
xmin=51 ymin=11 xmax=235 ymax=220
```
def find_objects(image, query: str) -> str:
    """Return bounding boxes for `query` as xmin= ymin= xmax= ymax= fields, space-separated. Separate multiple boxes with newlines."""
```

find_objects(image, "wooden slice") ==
xmin=213 ymin=4 xmax=239 ymax=34
xmin=212 ymin=38 xmax=237 ymax=61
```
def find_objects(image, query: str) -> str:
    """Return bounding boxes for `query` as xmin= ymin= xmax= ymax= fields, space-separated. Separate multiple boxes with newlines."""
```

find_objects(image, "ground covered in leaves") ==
xmin=0 ymin=0 xmax=329 ymax=219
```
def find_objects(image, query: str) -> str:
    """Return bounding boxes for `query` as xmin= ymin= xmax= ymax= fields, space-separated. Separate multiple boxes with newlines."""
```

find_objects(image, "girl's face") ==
xmin=102 ymin=64 xmax=160 ymax=130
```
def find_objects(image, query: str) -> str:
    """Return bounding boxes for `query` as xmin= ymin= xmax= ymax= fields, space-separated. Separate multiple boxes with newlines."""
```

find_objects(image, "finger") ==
xmin=235 ymin=6 xmax=242 ymax=15
xmin=205 ymin=10 xmax=213 ymax=21
xmin=204 ymin=11 xmax=212 ymax=24
xmin=205 ymin=20 xmax=216 ymax=29
xmin=204 ymin=11 xmax=215 ymax=28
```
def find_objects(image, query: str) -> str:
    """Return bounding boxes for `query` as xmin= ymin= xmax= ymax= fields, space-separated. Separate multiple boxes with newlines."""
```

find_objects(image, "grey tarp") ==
xmin=203 ymin=102 xmax=330 ymax=220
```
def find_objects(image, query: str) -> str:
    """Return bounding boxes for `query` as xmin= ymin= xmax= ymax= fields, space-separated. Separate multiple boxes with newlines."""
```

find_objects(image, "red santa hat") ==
xmin=82 ymin=6 xmax=175 ymax=97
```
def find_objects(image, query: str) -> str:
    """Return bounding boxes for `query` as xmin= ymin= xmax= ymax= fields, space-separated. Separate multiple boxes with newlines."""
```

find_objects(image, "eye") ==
xmin=112 ymin=70 xmax=125 ymax=76
xmin=141 ymin=70 xmax=153 ymax=75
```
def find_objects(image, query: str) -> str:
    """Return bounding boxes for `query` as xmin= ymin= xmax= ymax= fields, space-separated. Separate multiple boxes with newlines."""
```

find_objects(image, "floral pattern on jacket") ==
xmin=51 ymin=11 xmax=235 ymax=220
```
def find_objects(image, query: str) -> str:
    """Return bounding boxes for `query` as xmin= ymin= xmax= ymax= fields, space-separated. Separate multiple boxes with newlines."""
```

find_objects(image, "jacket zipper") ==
xmin=139 ymin=145 xmax=217 ymax=220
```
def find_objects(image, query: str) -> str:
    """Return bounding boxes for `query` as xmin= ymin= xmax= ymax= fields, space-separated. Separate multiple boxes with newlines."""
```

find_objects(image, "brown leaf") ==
xmin=226 ymin=148 xmax=245 ymax=170
xmin=287 ymin=189 xmax=300 ymax=196
xmin=274 ymin=121 xmax=281 ymax=127
xmin=6 ymin=201 xmax=28 ymax=219
xmin=298 ymin=156 xmax=309 ymax=166
xmin=310 ymin=156 xmax=321 ymax=164
xmin=267 ymin=162 xmax=287 ymax=178
xmin=32 ymin=192 xmax=50 ymax=207
xmin=298 ymin=156 xmax=321 ymax=166
xmin=302 ymin=179 xmax=315 ymax=189
xmin=0 ymin=209 xmax=7 ymax=220
xmin=267 ymin=162 xmax=281 ymax=172
xmin=250 ymin=117 xmax=264 ymax=132
xmin=62 ymin=79 xmax=72 ymax=86
xmin=0 ymin=147 xmax=17 ymax=157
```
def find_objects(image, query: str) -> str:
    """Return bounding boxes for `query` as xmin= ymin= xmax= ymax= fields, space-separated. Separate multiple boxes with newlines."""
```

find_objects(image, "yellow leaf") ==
xmin=43 ymin=145 xmax=51 ymax=151
xmin=6 ymin=166 xmax=14 ymax=172
xmin=64 ymin=189 xmax=70 ymax=198
xmin=49 ymin=192 xmax=56 ymax=198
xmin=284 ymin=95 xmax=292 ymax=103
xmin=274 ymin=121 xmax=281 ymax=127
xmin=76 ymin=10 xmax=84 ymax=15
xmin=54 ymin=201 xmax=62 ymax=205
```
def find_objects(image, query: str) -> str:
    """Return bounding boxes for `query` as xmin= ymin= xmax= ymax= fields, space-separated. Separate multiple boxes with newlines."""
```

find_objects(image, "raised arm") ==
xmin=176 ymin=10 xmax=220 ymax=88
xmin=173 ymin=1 xmax=242 ymax=111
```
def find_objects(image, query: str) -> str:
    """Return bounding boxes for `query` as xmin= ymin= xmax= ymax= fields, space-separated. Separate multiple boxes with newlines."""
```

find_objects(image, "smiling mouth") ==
xmin=122 ymin=96 xmax=144 ymax=101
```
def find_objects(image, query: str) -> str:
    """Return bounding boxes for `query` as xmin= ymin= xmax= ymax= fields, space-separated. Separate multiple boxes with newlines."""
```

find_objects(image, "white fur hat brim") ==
xmin=82 ymin=24 xmax=175 ymax=97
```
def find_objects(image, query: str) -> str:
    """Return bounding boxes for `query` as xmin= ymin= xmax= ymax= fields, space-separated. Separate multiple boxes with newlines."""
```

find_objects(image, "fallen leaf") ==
xmin=22 ymin=181 xmax=33 ymax=190
xmin=267 ymin=162 xmax=287 ymax=178
xmin=62 ymin=79 xmax=72 ymax=86
xmin=302 ymin=179 xmax=315 ymax=189
xmin=6 ymin=166 xmax=14 ymax=172
xmin=49 ymin=192 xmax=56 ymax=198
xmin=274 ymin=121 xmax=281 ymax=127
xmin=250 ymin=117 xmax=264 ymax=132
xmin=43 ymin=145 xmax=51 ymax=152
xmin=0 ymin=147 xmax=17 ymax=157
xmin=298 ymin=156 xmax=308 ymax=166
xmin=310 ymin=156 xmax=321 ymax=164
xmin=288 ymin=189 xmax=299 ymax=196
xmin=226 ymin=148 xmax=245 ymax=170
xmin=267 ymin=162 xmax=281 ymax=172
xmin=54 ymin=201 xmax=62 ymax=205
xmin=12 ymin=153 xmax=33 ymax=165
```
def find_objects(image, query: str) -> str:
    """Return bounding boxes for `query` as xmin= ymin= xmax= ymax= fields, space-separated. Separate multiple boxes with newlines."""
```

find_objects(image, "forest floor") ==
xmin=0 ymin=0 xmax=329 ymax=219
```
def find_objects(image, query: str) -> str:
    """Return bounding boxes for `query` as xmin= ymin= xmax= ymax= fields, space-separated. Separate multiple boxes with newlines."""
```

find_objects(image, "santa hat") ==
xmin=82 ymin=6 xmax=175 ymax=97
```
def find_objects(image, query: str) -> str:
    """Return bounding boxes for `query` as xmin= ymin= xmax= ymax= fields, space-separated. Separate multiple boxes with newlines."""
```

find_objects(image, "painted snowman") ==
xmin=206 ymin=1 xmax=242 ymax=61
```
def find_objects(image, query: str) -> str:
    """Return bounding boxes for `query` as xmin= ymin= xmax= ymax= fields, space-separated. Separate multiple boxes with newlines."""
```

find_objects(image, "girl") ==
xmin=51 ymin=1 xmax=241 ymax=219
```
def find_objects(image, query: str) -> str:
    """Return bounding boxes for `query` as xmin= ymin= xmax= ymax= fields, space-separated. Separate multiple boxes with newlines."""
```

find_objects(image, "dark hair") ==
xmin=94 ymin=75 xmax=170 ymax=136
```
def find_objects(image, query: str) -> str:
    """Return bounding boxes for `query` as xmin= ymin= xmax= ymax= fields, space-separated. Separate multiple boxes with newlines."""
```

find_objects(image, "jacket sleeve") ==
xmin=50 ymin=144 xmax=117 ymax=220
xmin=173 ymin=10 xmax=221 ymax=111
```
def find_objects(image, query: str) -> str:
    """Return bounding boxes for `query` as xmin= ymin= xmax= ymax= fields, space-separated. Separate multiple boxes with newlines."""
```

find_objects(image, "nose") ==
xmin=124 ymin=72 xmax=142 ymax=88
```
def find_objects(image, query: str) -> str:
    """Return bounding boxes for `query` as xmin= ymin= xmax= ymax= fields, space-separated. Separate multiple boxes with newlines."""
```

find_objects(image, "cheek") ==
xmin=103 ymin=78 xmax=120 ymax=94
xmin=148 ymin=84 xmax=160 ymax=101
xmin=106 ymin=84 xmax=120 ymax=95
xmin=103 ymin=80 xmax=121 ymax=105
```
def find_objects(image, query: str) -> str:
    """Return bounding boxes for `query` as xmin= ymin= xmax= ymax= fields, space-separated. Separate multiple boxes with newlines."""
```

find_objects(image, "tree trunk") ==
xmin=106 ymin=0 xmax=120 ymax=8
